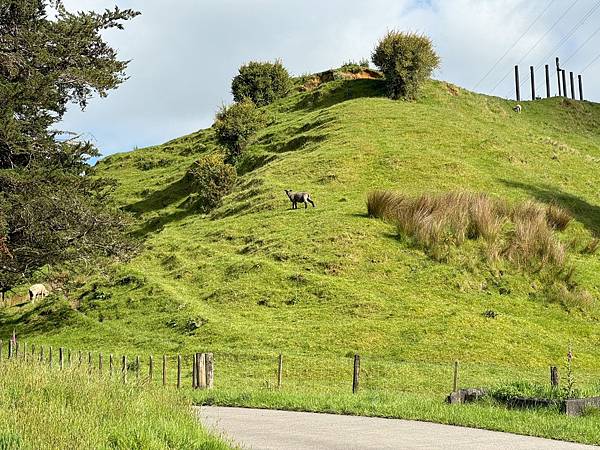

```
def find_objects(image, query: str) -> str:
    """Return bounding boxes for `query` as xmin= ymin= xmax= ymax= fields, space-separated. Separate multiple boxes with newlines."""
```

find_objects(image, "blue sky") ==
xmin=59 ymin=0 xmax=600 ymax=159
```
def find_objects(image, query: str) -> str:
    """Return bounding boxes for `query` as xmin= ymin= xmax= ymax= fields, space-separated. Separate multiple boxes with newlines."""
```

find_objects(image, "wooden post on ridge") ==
xmin=277 ymin=354 xmax=283 ymax=389
xmin=352 ymin=354 xmax=360 ymax=394
xmin=578 ymin=75 xmax=584 ymax=101
xmin=561 ymin=70 xmax=567 ymax=98
xmin=514 ymin=65 xmax=521 ymax=101
xmin=453 ymin=360 xmax=459 ymax=392
xmin=556 ymin=57 xmax=562 ymax=96
xmin=569 ymin=72 xmax=575 ymax=99
xmin=530 ymin=66 xmax=535 ymax=100
xmin=545 ymin=65 xmax=550 ymax=98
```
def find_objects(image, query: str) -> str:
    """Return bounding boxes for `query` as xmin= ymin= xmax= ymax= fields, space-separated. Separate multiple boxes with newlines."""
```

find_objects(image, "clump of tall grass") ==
xmin=0 ymin=361 xmax=228 ymax=449
xmin=367 ymin=190 xmax=572 ymax=270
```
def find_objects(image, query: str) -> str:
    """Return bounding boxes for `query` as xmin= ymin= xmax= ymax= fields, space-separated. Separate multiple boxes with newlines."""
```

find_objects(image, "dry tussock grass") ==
xmin=367 ymin=190 xmax=572 ymax=269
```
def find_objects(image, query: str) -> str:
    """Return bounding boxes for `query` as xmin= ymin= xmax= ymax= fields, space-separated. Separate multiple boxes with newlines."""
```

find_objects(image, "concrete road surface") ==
xmin=197 ymin=406 xmax=598 ymax=450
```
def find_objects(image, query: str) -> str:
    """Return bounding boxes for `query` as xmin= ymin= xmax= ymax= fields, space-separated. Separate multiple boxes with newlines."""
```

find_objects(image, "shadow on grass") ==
xmin=125 ymin=177 xmax=192 ymax=215
xmin=501 ymin=179 xmax=600 ymax=236
xmin=0 ymin=298 xmax=79 ymax=338
xmin=290 ymin=79 xmax=387 ymax=113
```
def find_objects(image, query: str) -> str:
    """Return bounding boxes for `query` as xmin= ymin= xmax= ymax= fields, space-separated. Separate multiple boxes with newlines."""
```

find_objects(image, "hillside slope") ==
xmin=4 ymin=75 xmax=600 ymax=393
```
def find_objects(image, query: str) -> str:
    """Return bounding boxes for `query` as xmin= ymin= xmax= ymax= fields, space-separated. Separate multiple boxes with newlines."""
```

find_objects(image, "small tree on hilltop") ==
xmin=371 ymin=31 xmax=440 ymax=100
xmin=186 ymin=154 xmax=236 ymax=212
xmin=213 ymin=99 xmax=265 ymax=164
xmin=231 ymin=60 xmax=292 ymax=106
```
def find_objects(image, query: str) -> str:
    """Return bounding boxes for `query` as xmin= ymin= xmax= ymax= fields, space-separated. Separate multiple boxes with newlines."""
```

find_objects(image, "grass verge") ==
xmin=0 ymin=360 xmax=229 ymax=450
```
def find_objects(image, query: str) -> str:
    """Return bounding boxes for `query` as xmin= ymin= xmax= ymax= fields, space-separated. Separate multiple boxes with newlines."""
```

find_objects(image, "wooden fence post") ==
xmin=149 ymin=355 xmax=154 ymax=382
xmin=578 ymin=74 xmax=583 ymax=101
xmin=8 ymin=339 xmax=12 ymax=359
xmin=453 ymin=360 xmax=459 ymax=392
xmin=109 ymin=354 xmax=114 ymax=379
xmin=561 ymin=70 xmax=567 ymax=98
xmin=550 ymin=366 xmax=559 ymax=387
xmin=162 ymin=355 xmax=167 ymax=386
xmin=14 ymin=341 xmax=18 ymax=358
xmin=197 ymin=353 xmax=206 ymax=389
xmin=67 ymin=349 xmax=71 ymax=367
xmin=352 ymin=354 xmax=360 ymax=394
xmin=59 ymin=347 xmax=64 ymax=370
xmin=556 ymin=57 xmax=562 ymax=96
xmin=99 ymin=353 xmax=103 ymax=375
xmin=569 ymin=71 xmax=575 ymax=99
xmin=136 ymin=356 xmax=140 ymax=383
xmin=192 ymin=354 xmax=197 ymax=388
xmin=514 ymin=65 xmax=521 ymax=101
xmin=122 ymin=355 xmax=127 ymax=384
xmin=277 ymin=354 xmax=283 ymax=389
xmin=545 ymin=64 xmax=550 ymax=98
xmin=177 ymin=355 xmax=181 ymax=389
xmin=206 ymin=353 xmax=214 ymax=389
xmin=39 ymin=345 xmax=43 ymax=363
xmin=88 ymin=352 xmax=92 ymax=372
xmin=530 ymin=65 xmax=535 ymax=100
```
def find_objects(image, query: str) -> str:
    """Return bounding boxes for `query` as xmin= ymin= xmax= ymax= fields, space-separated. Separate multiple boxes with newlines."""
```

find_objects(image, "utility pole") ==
xmin=545 ymin=65 xmax=550 ymax=98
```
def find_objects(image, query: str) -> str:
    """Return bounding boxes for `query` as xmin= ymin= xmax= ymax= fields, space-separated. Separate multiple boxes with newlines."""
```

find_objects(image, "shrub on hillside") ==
xmin=371 ymin=30 xmax=440 ymax=100
xmin=186 ymin=154 xmax=236 ymax=212
xmin=231 ymin=60 xmax=292 ymax=106
xmin=213 ymin=99 xmax=265 ymax=163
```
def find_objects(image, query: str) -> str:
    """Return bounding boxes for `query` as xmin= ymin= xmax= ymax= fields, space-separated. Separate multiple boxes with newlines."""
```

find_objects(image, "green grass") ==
xmin=0 ymin=359 xmax=229 ymax=449
xmin=3 ymin=73 xmax=600 ymax=443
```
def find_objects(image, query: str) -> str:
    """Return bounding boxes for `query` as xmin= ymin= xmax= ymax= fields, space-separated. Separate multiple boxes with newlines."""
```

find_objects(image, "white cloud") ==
xmin=59 ymin=0 xmax=600 ymax=157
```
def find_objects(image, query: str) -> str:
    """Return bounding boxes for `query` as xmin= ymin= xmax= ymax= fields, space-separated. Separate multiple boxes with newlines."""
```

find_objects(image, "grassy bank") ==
xmin=0 ymin=360 xmax=229 ymax=449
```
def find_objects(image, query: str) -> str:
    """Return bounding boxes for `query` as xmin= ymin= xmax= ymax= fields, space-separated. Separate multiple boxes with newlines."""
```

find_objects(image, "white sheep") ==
xmin=513 ymin=104 xmax=522 ymax=113
xmin=28 ymin=284 xmax=49 ymax=303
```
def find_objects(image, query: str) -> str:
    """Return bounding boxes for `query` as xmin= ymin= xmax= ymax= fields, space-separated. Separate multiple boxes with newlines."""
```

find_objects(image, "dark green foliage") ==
xmin=371 ymin=30 xmax=440 ymax=100
xmin=231 ymin=60 xmax=292 ymax=106
xmin=0 ymin=171 xmax=132 ymax=296
xmin=186 ymin=154 xmax=236 ymax=212
xmin=213 ymin=99 xmax=265 ymax=163
xmin=0 ymin=0 xmax=138 ymax=294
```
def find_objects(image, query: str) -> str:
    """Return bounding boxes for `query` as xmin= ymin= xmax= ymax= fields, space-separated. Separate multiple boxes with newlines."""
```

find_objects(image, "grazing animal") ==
xmin=28 ymin=284 xmax=49 ymax=303
xmin=284 ymin=189 xmax=315 ymax=209
xmin=513 ymin=104 xmax=522 ymax=113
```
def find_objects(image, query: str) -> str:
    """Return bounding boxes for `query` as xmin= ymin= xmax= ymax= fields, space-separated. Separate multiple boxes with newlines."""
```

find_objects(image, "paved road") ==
xmin=197 ymin=406 xmax=598 ymax=450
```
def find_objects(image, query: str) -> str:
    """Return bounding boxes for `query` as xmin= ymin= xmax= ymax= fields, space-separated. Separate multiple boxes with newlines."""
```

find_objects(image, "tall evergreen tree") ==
xmin=0 ymin=0 xmax=139 ymax=299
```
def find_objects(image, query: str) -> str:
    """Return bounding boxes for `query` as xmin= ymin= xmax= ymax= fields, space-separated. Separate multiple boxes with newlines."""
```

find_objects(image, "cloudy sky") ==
xmin=60 ymin=0 xmax=600 ymax=158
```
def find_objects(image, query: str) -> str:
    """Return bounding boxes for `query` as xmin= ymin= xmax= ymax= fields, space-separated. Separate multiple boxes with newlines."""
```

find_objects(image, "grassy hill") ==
xmin=4 ymin=72 xmax=600 ymax=443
